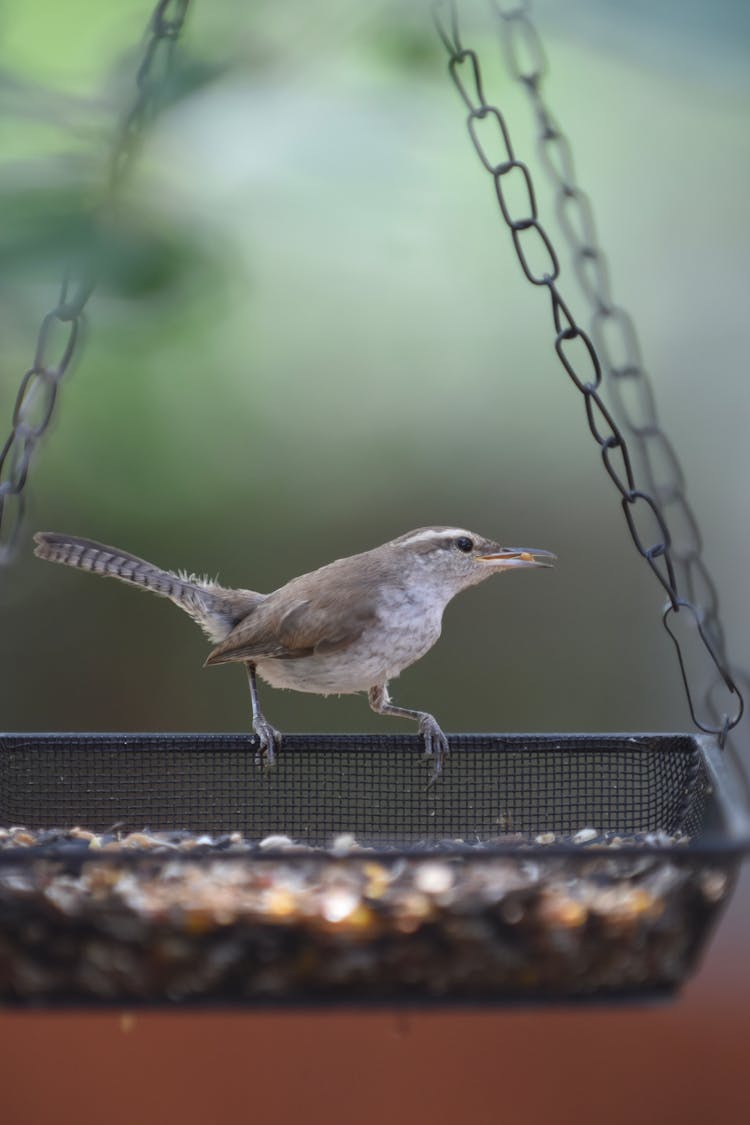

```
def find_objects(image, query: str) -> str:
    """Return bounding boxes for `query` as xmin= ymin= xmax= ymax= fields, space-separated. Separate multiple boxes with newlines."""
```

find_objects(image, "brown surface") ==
xmin=1 ymin=870 xmax=748 ymax=1125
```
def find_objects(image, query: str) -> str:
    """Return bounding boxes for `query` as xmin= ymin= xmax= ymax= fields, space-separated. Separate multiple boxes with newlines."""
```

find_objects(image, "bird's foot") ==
xmin=418 ymin=714 xmax=450 ymax=787
xmin=252 ymin=717 xmax=282 ymax=769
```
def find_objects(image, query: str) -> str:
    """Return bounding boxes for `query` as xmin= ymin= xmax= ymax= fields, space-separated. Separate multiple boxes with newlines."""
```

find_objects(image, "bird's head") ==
xmin=389 ymin=526 xmax=556 ymax=597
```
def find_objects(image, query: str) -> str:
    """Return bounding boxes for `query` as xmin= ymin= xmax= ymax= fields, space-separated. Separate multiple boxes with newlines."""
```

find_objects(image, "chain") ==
xmin=490 ymin=0 xmax=744 ymax=737
xmin=0 ymin=0 xmax=191 ymax=569
xmin=107 ymin=0 xmax=191 ymax=192
xmin=433 ymin=0 xmax=744 ymax=742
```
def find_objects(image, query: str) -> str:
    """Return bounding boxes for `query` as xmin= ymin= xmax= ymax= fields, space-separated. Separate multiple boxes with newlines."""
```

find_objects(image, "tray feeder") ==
xmin=0 ymin=0 xmax=748 ymax=1007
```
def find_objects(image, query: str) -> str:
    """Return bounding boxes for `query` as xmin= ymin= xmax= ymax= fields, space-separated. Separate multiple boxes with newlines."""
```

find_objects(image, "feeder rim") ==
xmin=0 ymin=728 xmax=730 ymax=749
xmin=1 ymin=730 xmax=748 ymax=861
xmin=0 ymin=987 xmax=683 ymax=1013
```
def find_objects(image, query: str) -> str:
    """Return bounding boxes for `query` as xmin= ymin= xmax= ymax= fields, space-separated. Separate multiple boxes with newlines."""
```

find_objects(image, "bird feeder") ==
xmin=0 ymin=1 xmax=748 ymax=1007
xmin=0 ymin=731 xmax=748 ymax=1005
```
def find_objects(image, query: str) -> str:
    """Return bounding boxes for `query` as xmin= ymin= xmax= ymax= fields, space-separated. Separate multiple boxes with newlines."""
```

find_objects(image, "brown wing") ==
xmin=204 ymin=585 xmax=378 ymax=667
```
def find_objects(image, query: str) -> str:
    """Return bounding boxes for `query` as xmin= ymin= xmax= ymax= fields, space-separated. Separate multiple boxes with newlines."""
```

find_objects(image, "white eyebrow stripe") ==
xmin=399 ymin=528 xmax=470 ymax=547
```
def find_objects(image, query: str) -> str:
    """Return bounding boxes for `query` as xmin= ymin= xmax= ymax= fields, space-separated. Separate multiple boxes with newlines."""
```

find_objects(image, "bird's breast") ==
xmin=374 ymin=583 xmax=444 ymax=662
xmin=255 ymin=588 xmax=444 ymax=696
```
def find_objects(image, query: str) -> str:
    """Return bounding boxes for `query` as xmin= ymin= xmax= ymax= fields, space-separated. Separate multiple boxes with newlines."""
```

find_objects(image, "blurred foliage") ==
xmin=0 ymin=178 xmax=213 ymax=297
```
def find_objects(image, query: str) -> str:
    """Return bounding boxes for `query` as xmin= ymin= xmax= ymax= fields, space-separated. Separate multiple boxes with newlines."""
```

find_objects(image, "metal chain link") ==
xmin=433 ymin=0 xmax=744 ymax=742
xmin=107 ymin=0 xmax=191 ymax=192
xmin=0 ymin=0 xmax=191 ymax=568
xmin=489 ymin=0 xmax=744 ymax=738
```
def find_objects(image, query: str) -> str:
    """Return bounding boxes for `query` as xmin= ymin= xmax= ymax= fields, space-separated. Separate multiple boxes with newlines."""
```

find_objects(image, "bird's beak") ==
xmin=476 ymin=547 xmax=557 ymax=570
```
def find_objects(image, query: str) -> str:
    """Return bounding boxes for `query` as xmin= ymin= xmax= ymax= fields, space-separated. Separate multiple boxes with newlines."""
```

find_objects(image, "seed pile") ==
xmin=0 ymin=824 xmax=688 ymax=854
xmin=0 ymin=824 xmax=732 ymax=1003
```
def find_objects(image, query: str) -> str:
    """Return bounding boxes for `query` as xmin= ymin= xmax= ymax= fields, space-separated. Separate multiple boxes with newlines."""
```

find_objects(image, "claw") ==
xmin=419 ymin=715 xmax=450 ymax=787
xmin=253 ymin=719 xmax=282 ymax=769
xmin=366 ymin=685 xmax=450 ymax=788
xmin=246 ymin=664 xmax=282 ymax=769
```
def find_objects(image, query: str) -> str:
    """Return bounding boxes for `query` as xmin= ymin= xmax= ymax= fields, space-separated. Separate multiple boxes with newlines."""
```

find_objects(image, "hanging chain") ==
xmin=107 ymin=0 xmax=191 ymax=193
xmin=489 ymin=0 xmax=744 ymax=739
xmin=0 ymin=0 xmax=190 ymax=569
xmin=433 ymin=0 xmax=744 ymax=742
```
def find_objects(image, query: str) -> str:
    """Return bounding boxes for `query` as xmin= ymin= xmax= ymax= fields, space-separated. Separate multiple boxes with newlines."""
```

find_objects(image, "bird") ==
xmin=33 ymin=526 xmax=555 ymax=782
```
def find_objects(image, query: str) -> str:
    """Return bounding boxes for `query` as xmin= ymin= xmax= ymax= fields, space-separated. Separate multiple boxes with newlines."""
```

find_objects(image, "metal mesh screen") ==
xmin=0 ymin=733 xmax=707 ymax=846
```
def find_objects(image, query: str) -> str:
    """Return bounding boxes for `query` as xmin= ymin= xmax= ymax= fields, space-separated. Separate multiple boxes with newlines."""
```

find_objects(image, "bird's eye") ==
xmin=454 ymin=536 xmax=474 ymax=553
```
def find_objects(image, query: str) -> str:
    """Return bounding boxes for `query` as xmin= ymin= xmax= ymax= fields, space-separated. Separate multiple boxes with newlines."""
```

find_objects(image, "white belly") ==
xmin=255 ymin=610 xmax=443 ymax=696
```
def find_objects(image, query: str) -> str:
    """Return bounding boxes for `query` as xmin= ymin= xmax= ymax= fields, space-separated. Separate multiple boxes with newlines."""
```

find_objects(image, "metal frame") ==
xmin=1 ymin=730 xmax=748 ymax=859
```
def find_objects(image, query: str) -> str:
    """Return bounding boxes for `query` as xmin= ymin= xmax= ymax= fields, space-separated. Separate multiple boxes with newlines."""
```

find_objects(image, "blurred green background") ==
xmin=1 ymin=5 xmax=750 ymax=1124
xmin=1 ymin=0 xmax=748 ymax=751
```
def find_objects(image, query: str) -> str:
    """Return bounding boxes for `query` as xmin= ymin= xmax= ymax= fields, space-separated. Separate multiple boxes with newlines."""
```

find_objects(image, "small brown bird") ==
xmin=34 ymin=527 xmax=555 ymax=781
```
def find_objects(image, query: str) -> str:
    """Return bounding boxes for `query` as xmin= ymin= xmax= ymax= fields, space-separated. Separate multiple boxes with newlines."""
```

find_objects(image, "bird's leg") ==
xmin=245 ymin=663 xmax=282 ymax=768
xmin=368 ymin=683 xmax=449 ymax=786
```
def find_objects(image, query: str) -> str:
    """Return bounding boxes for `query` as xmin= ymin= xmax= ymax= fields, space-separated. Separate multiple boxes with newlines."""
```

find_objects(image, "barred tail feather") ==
xmin=33 ymin=532 xmax=262 ymax=643
xmin=35 ymin=532 xmax=180 ymax=595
